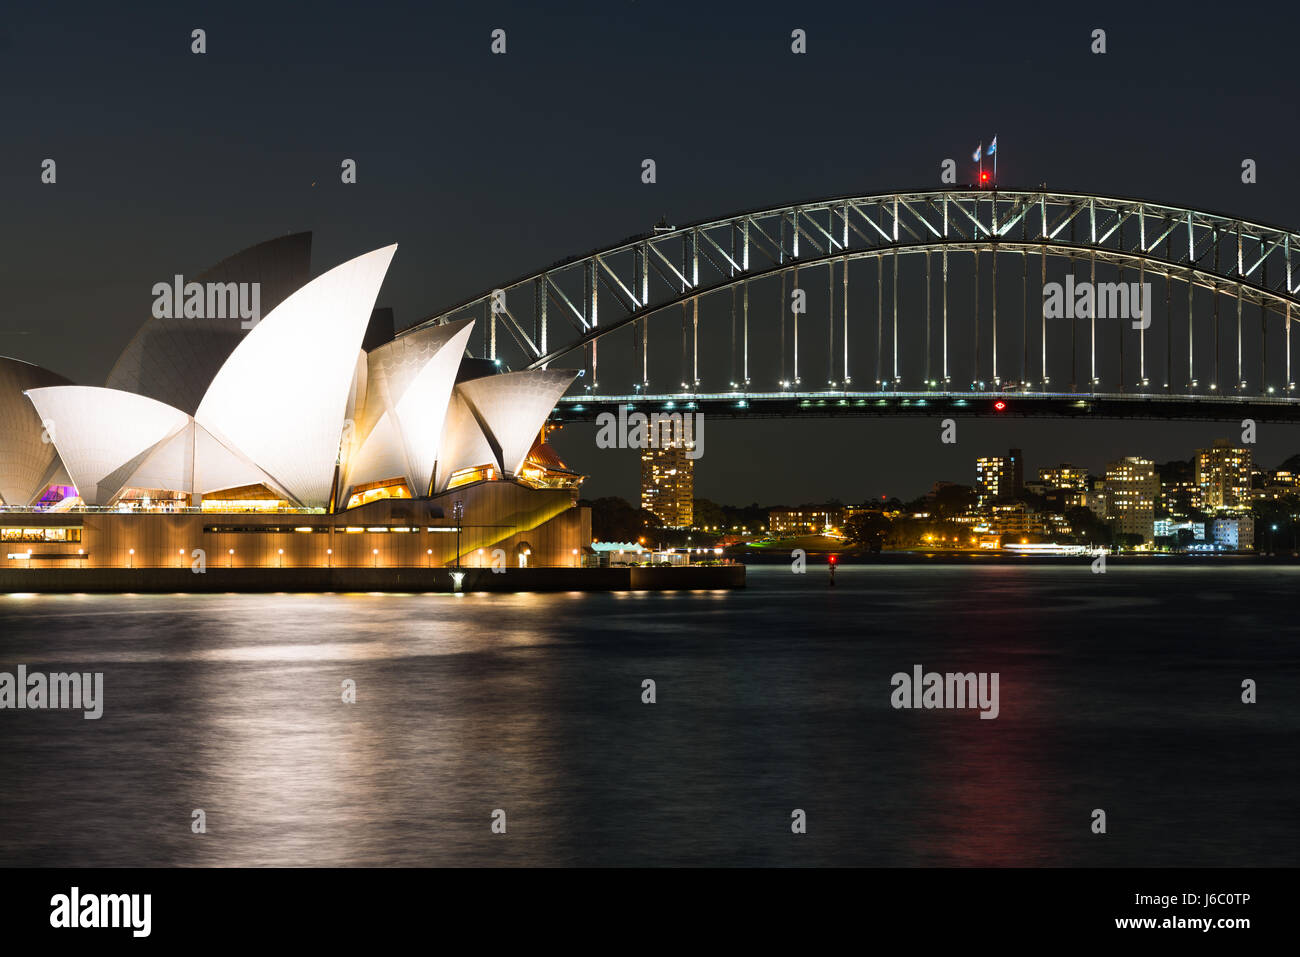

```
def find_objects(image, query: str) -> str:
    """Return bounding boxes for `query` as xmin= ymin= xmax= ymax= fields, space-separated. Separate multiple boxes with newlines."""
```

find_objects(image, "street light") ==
xmin=452 ymin=501 xmax=464 ymax=570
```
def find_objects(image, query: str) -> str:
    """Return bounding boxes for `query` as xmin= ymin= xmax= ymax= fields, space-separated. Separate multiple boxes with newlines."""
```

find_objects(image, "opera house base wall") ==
xmin=1 ymin=481 xmax=589 ymax=574
xmin=0 ymin=563 xmax=745 ymax=594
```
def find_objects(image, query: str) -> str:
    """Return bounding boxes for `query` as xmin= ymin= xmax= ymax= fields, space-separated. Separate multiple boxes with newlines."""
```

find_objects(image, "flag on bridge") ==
xmin=987 ymin=136 xmax=997 ymax=155
xmin=972 ymin=143 xmax=982 ymax=162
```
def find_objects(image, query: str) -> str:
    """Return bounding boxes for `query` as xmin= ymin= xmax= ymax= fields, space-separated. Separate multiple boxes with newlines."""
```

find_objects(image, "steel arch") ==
xmin=405 ymin=188 xmax=1300 ymax=402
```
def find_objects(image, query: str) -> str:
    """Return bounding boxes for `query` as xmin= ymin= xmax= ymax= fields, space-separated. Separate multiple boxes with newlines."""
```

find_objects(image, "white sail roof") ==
xmin=345 ymin=411 xmax=411 ymax=494
xmin=23 ymin=385 xmax=294 ymax=505
xmin=24 ymin=386 xmax=189 ymax=505
xmin=112 ymin=420 xmax=290 ymax=500
xmin=455 ymin=369 xmax=577 ymax=477
xmin=342 ymin=318 xmax=474 ymax=498
xmin=105 ymin=232 xmax=313 ymax=415
xmin=433 ymin=390 xmax=499 ymax=491
xmin=20 ymin=244 xmax=579 ymax=512
xmin=196 ymin=245 xmax=397 ymax=507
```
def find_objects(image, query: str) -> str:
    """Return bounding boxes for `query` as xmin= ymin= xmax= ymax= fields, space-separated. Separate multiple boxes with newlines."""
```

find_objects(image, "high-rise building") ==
xmin=1105 ymin=456 xmax=1158 ymax=541
xmin=975 ymin=448 xmax=1023 ymax=506
xmin=640 ymin=441 xmax=694 ymax=528
xmin=1195 ymin=440 xmax=1252 ymax=510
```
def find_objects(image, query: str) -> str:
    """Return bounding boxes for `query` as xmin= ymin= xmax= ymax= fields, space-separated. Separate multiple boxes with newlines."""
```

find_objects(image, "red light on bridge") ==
xmin=993 ymin=400 xmax=1007 ymax=411
xmin=829 ymin=554 xmax=838 ymax=565
xmin=980 ymin=171 xmax=990 ymax=184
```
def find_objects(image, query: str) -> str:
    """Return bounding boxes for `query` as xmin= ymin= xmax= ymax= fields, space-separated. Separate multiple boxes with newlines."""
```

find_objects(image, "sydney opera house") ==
xmin=0 ymin=235 xmax=590 ymax=576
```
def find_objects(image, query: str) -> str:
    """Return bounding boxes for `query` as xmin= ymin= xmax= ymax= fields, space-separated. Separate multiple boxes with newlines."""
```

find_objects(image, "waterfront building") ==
xmin=1158 ymin=461 xmax=1202 ymax=513
xmin=975 ymin=448 xmax=1023 ymax=506
xmin=1082 ymin=481 xmax=1108 ymax=519
xmin=1257 ymin=469 xmax=1298 ymax=502
xmin=1195 ymin=440 xmax=1252 ymax=510
xmin=1 ymin=240 xmax=589 ymax=570
xmin=1104 ymin=457 xmax=1158 ymax=541
xmin=1213 ymin=514 xmax=1255 ymax=551
xmin=768 ymin=508 xmax=842 ymax=536
xmin=1038 ymin=464 xmax=1088 ymax=491
xmin=1153 ymin=518 xmax=1205 ymax=541
xmin=990 ymin=502 xmax=1041 ymax=538
xmin=640 ymin=439 xmax=694 ymax=528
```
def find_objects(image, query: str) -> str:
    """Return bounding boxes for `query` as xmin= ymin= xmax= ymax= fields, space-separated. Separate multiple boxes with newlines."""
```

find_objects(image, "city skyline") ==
xmin=2 ymin=0 xmax=1294 ymax=926
xmin=564 ymin=422 xmax=1300 ymax=508
xmin=609 ymin=436 xmax=1274 ymax=516
xmin=8 ymin=4 xmax=1300 ymax=509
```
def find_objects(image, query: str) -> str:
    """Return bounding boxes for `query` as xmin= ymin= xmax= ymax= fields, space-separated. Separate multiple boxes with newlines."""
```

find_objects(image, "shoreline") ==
xmin=728 ymin=550 xmax=1293 ymax=566
xmin=0 ymin=564 xmax=746 ymax=595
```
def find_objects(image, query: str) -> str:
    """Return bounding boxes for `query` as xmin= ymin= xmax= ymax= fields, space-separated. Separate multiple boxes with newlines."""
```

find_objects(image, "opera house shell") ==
xmin=1 ymin=237 xmax=589 ymax=572
xmin=0 ymin=357 xmax=73 ymax=507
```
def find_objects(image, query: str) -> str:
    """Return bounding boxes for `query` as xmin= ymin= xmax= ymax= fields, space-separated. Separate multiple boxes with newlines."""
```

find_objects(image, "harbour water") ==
xmin=0 ymin=565 xmax=1295 ymax=866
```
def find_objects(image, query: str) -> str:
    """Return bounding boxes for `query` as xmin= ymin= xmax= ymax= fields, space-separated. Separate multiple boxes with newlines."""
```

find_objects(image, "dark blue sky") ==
xmin=3 ymin=0 xmax=1299 ymax=502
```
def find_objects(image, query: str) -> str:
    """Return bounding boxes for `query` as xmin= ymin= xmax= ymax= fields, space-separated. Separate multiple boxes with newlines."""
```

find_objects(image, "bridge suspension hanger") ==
xmin=404 ymin=189 xmax=1300 ymax=420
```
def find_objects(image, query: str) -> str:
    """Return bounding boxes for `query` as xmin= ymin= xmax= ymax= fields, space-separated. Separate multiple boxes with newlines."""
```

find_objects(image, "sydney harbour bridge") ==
xmin=409 ymin=188 xmax=1300 ymax=422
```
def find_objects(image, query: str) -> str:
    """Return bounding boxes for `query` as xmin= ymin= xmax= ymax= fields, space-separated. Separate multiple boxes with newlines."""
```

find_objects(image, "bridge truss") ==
xmin=407 ymin=188 xmax=1300 ymax=421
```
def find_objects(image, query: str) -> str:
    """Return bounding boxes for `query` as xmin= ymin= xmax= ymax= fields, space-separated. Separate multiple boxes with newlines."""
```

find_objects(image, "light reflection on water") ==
xmin=0 ymin=565 xmax=1296 ymax=867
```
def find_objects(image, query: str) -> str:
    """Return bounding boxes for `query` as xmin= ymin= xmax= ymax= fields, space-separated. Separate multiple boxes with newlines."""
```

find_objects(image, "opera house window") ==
xmin=1 ymin=527 xmax=82 ymax=543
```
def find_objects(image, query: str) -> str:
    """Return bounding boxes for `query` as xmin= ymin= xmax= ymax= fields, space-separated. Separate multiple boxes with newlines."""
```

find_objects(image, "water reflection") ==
xmin=0 ymin=566 xmax=1295 ymax=866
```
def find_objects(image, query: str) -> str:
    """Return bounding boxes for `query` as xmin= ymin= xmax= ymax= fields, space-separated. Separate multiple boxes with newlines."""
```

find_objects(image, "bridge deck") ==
xmin=552 ymin=391 xmax=1300 ymax=422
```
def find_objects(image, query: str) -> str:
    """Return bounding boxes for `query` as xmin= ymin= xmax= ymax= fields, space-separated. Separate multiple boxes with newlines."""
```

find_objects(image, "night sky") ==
xmin=3 ymin=0 xmax=1299 ymax=504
